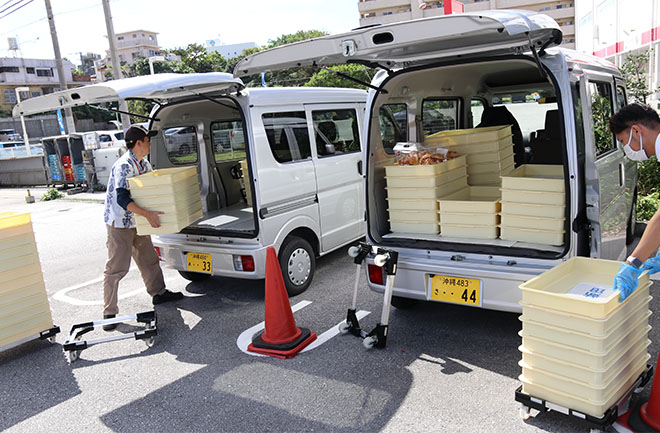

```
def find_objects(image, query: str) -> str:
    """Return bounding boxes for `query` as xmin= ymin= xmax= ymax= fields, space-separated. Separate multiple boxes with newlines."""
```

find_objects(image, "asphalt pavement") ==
xmin=0 ymin=186 xmax=657 ymax=433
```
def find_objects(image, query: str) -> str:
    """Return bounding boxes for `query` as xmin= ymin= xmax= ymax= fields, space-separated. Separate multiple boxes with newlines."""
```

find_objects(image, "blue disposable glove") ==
xmin=642 ymin=254 xmax=660 ymax=275
xmin=613 ymin=263 xmax=643 ymax=303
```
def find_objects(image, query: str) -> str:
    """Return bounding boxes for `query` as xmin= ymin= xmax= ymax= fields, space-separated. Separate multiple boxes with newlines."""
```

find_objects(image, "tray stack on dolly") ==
xmin=0 ymin=212 xmax=59 ymax=353
xmin=437 ymin=186 xmax=501 ymax=239
xmin=385 ymin=154 xmax=467 ymax=234
xmin=425 ymin=125 xmax=515 ymax=186
xmin=239 ymin=159 xmax=252 ymax=207
xmin=128 ymin=166 xmax=203 ymax=236
xmin=516 ymin=257 xmax=653 ymax=432
xmin=500 ymin=165 xmax=565 ymax=246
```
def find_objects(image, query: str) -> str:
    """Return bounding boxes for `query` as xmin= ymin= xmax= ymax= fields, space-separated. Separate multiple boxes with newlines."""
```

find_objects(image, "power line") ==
xmin=0 ymin=0 xmax=34 ymax=20
xmin=0 ymin=0 xmax=19 ymax=10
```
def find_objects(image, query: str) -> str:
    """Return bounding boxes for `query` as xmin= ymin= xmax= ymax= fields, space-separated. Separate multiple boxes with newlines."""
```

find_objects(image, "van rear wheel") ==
xmin=178 ymin=271 xmax=211 ymax=282
xmin=279 ymin=236 xmax=315 ymax=297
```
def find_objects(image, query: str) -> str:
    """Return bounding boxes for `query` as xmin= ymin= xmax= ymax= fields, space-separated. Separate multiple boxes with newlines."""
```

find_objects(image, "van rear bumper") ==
xmin=153 ymin=238 xmax=268 ymax=279
xmin=366 ymin=256 xmax=555 ymax=313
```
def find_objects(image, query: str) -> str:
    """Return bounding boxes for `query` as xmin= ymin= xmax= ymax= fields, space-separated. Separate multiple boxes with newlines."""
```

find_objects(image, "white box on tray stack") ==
xmin=128 ymin=166 xmax=203 ymax=235
xmin=518 ymin=257 xmax=651 ymax=418
xmin=500 ymin=165 xmax=566 ymax=246
xmin=424 ymin=125 xmax=515 ymax=186
xmin=385 ymin=154 xmax=467 ymax=234
xmin=437 ymin=186 xmax=501 ymax=239
xmin=0 ymin=212 xmax=55 ymax=349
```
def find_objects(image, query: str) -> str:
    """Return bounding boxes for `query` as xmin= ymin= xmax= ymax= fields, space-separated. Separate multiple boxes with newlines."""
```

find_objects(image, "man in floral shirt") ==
xmin=102 ymin=125 xmax=184 ymax=330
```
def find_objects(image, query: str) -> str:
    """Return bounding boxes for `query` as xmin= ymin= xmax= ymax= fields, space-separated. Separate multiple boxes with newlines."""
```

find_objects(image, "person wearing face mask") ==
xmin=609 ymin=103 xmax=660 ymax=302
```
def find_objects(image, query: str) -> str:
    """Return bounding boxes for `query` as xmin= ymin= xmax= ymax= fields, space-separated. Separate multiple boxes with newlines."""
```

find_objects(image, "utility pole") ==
xmin=101 ymin=0 xmax=131 ymax=130
xmin=44 ymin=0 xmax=76 ymax=133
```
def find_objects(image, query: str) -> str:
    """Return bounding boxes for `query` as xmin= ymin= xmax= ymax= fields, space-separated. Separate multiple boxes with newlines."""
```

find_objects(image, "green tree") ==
xmin=168 ymin=43 xmax=227 ymax=73
xmin=620 ymin=49 xmax=658 ymax=103
xmin=304 ymin=64 xmax=374 ymax=90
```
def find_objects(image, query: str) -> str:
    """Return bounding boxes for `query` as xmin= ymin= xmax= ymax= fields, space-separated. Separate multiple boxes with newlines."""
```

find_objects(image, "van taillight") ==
xmin=233 ymin=255 xmax=255 ymax=272
xmin=368 ymin=264 xmax=384 ymax=285
xmin=154 ymin=247 xmax=163 ymax=261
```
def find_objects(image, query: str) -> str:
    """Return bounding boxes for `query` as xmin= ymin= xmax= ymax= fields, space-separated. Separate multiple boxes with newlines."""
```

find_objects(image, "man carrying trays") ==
xmin=102 ymin=125 xmax=184 ymax=330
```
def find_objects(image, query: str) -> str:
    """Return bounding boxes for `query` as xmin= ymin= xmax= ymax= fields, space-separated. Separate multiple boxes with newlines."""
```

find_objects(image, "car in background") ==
xmin=164 ymin=126 xmax=197 ymax=156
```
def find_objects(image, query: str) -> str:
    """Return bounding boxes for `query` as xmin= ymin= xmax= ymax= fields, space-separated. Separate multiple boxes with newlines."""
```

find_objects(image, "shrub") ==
xmin=40 ymin=188 xmax=63 ymax=201
xmin=637 ymin=192 xmax=659 ymax=221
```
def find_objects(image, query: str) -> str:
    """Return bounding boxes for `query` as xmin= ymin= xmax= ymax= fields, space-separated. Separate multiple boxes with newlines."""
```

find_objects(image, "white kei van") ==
xmin=14 ymin=73 xmax=367 ymax=295
xmin=234 ymin=10 xmax=638 ymax=312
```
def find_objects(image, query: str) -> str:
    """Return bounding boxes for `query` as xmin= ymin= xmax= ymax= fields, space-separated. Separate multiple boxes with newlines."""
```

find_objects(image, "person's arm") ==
xmin=628 ymin=205 xmax=660 ymax=263
xmin=116 ymin=186 xmax=162 ymax=228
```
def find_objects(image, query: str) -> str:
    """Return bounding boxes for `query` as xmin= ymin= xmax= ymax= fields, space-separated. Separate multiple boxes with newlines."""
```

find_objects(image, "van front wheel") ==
xmin=279 ymin=237 xmax=315 ymax=297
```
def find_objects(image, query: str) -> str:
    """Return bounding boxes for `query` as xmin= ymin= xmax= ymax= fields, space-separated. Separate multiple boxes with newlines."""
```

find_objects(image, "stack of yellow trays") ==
xmin=500 ymin=165 xmax=565 ymax=246
xmin=0 ymin=212 xmax=54 ymax=349
xmin=128 ymin=166 xmax=203 ymax=235
xmin=518 ymin=257 xmax=651 ymax=418
xmin=425 ymin=125 xmax=515 ymax=186
xmin=239 ymin=159 xmax=252 ymax=207
xmin=385 ymin=155 xmax=467 ymax=234
xmin=438 ymin=186 xmax=501 ymax=239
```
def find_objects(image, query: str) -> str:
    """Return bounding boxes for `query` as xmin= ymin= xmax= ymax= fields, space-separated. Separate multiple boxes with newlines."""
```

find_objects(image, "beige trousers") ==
xmin=103 ymin=225 xmax=165 ymax=316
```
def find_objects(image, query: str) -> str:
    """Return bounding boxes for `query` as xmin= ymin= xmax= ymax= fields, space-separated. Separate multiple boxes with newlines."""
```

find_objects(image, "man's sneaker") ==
xmin=152 ymin=290 xmax=184 ymax=305
xmin=102 ymin=314 xmax=117 ymax=331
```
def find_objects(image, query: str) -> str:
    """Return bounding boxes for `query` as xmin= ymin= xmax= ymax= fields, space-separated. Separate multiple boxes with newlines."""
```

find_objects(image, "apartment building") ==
xmin=106 ymin=29 xmax=163 ymax=66
xmin=357 ymin=0 xmax=576 ymax=48
xmin=0 ymin=57 xmax=82 ymax=112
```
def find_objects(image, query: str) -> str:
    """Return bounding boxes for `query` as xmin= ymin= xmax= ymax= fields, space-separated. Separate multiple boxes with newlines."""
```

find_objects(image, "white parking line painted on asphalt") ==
xmin=301 ymin=310 xmax=370 ymax=352
xmin=236 ymin=302 xmax=371 ymax=356
xmin=52 ymin=268 xmax=180 ymax=306
xmin=237 ymin=300 xmax=312 ymax=357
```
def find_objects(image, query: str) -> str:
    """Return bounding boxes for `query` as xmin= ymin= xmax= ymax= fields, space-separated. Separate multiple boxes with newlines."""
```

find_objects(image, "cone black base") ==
xmin=248 ymin=327 xmax=317 ymax=359
xmin=627 ymin=399 xmax=660 ymax=432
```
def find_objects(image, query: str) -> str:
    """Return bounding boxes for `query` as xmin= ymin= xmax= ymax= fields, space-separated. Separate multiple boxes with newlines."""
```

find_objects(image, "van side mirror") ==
xmin=324 ymin=144 xmax=336 ymax=155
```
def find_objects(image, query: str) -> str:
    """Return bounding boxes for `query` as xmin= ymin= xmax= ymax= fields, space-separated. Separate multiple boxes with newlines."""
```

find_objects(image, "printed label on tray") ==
xmin=566 ymin=282 xmax=614 ymax=299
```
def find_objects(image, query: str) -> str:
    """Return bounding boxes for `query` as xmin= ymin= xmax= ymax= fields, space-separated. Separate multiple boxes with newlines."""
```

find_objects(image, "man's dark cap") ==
xmin=125 ymin=125 xmax=157 ymax=145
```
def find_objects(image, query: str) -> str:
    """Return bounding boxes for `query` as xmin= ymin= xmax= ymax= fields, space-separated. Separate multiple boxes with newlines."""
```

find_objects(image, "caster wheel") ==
xmin=519 ymin=405 xmax=531 ymax=421
xmin=374 ymin=254 xmax=387 ymax=267
xmin=67 ymin=350 xmax=79 ymax=363
xmin=47 ymin=336 xmax=56 ymax=344
xmin=363 ymin=336 xmax=377 ymax=349
xmin=144 ymin=336 xmax=156 ymax=348
xmin=589 ymin=429 xmax=604 ymax=433
xmin=348 ymin=246 xmax=359 ymax=258
xmin=338 ymin=322 xmax=351 ymax=334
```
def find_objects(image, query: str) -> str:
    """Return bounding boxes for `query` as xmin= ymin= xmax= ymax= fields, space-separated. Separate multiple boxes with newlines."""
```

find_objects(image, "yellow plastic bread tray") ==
xmin=466 ymin=147 xmax=514 ymax=164
xmin=0 ymin=269 xmax=44 ymax=295
xmin=385 ymin=166 xmax=467 ymax=188
xmin=501 ymin=164 xmax=564 ymax=192
xmin=437 ymin=186 xmax=501 ymax=214
xmin=520 ymin=343 xmax=650 ymax=387
xmin=501 ymin=202 xmax=565 ymax=218
xmin=520 ymin=353 xmax=648 ymax=411
xmin=134 ymin=191 xmax=201 ymax=214
xmin=129 ymin=175 xmax=200 ymax=199
xmin=136 ymin=206 xmax=203 ymax=236
xmin=441 ymin=223 xmax=499 ymax=239
xmin=425 ymin=125 xmax=512 ymax=146
xmin=468 ymin=168 xmax=514 ymax=186
xmin=0 ymin=281 xmax=47 ymax=303
xmin=519 ymin=288 xmax=650 ymax=337
xmin=384 ymin=155 xmax=467 ymax=177
xmin=389 ymin=220 xmax=439 ymax=234
xmin=446 ymin=137 xmax=513 ymax=156
xmin=0 ymin=296 xmax=50 ymax=323
xmin=386 ymin=177 xmax=468 ymax=199
xmin=520 ymin=307 xmax=650 ymax=353
xmin=0 ymin=312 xmax=54 ymax=348
xmin=519 ymin=257 xmax=650 ymax=318
xmin=0 ymin=212 xmax=31 ymax=234
xmin=500 ymin=214 xmax=565 ymax=231
xmin=0 ymin=232 xmax=36 ymax=251
xmin=500 ymin=226 xmax=564 ymax=246
xmin=240 ymin=159 xmax=253 ymax=207
xmin=0 ymin=219 xmax=33 ymax=240
xmin=466 ymin=155 xmax=515 ymax=175
xmin=520 ymin=324 xmax=650 ymax=370
xmin=501 ymin=189 xmax=565 ymax=206
xmin=440 ymin=213 xmax=499 ymax=226
xmin=388 ymin=209 xmax=439 ymax=223
xmin=387 ymin=198 xmax=438 ymax=211
xmin=127 ymin=166 xmax=197 ymax=188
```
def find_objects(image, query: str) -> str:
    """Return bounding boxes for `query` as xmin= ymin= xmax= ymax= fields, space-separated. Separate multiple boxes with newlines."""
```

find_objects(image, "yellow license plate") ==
xmin=186 ymin=252 xmax=212 ymax=274
xmin=429 ymin=274 xmax=481 ymax=306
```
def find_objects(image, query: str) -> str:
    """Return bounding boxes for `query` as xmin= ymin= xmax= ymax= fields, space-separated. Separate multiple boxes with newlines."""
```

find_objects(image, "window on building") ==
xmin=36 ymin=68 xmax=53 ymax=77
xmin=149 ymin=35 xmax=154 ymax=41
xmin=262 ymin=111 xmax=311 ymax=163
xmin=149 ymin=50 xmax=155 ymax=56
xmin=3 ymin=90 xmax=17 ymax=103
xmin=117 ymin=36 xmax=124 ymax=41
xmin=132 ymin=52 xmax=138 ymax=59
xmin=119 ymin=55 xmax=124 ymax=62
xmin=26 ymin=67 xmax=35 ymax=74
xmin=0 ymin=66 xmax=20 ymax=73
xmin=141 ymin=33 xmax=145 ymax=37
xmin=132 ymin=34 xmax=137 ymax=38
xmin=311 ymin=109 xmax=361 ymax=157
xmin=31 ymin=91 xmax=41 ymax=98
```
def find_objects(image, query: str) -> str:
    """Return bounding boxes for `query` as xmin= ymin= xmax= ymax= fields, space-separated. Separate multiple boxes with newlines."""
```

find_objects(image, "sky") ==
xmin=0 ymin=0 xmax=361 ymax=64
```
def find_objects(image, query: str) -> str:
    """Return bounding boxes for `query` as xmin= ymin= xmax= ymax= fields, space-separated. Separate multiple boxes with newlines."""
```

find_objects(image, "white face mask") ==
xmin=622 ymin=128 xmax=648 ymax=161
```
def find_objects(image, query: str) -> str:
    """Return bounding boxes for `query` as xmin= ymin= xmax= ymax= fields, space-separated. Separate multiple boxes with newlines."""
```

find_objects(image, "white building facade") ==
xmin=204 ymin=40 xmax=258 ymax=59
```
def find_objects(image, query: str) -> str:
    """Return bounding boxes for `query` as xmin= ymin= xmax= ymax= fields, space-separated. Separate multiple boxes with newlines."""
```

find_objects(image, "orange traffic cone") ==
xmin=616 ymin=350 xmax=660 ymax=432
xmin=247 ymin=246 xmax=316 ymax=359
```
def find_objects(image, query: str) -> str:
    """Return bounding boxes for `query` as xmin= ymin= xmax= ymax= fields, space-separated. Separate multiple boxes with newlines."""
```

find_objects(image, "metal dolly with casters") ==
xmin=339 ymin=242 xmax=398 ymax=349
xmin=63 ymin=311 xmax=157 ymax=363
xmin=515 ymin=364 xmax=653 ymax=433
xmin=0 ymin=326 xmax=60 ymax=353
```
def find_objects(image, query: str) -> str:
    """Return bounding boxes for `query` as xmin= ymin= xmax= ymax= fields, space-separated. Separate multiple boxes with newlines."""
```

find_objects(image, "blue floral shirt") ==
xmin=104 ymin=150 xmax=153 ymax=228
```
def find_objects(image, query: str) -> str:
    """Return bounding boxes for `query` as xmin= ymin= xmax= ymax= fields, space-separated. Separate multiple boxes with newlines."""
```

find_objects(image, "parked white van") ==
xmin=14 ymin=73 xmax=367 ymax=295
xmin=234 ymin=10 xmax=638 ymax=311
